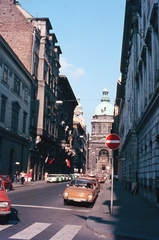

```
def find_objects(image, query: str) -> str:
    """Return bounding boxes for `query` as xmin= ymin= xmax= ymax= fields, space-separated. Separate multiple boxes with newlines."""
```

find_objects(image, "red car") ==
xmin=0 ymin=177 xmax=11 ymax=223
xmin=97 ymin=175 xmax=105 ymax=183
xmin=0 ymin=175 xmax=13 ymax=191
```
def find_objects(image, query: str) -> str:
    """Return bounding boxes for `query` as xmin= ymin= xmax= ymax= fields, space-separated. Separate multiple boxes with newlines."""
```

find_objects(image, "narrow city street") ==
xmin=1 ymin=180 xmax=159 ymax=240
xmin=1 ymin=181 xmax=107 ymax=240
xmin=0 ymin=1 xmax=159 ymax=239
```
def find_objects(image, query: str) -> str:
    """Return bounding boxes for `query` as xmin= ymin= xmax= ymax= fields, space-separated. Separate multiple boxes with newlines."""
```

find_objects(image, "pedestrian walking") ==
xmin=20 ymin=171 xmax=25 ymax=184
xmin=27 ymin=172 xmax=32 ymax=183
xmin=14 ymin=171 xmax=19 ymax=183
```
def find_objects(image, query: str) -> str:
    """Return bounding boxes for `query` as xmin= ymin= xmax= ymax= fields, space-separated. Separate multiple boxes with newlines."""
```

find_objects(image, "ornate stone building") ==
xmin=72 ymin=97 xmax=86 ymax=173
xmin=89 ymin=87 xmax=114 ymax=176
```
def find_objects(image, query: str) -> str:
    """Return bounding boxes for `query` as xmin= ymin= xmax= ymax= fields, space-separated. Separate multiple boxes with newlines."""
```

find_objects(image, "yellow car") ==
xmin=63 ymin=178 xmax=98 ymax=207
xmin=79 ymin=175 xmax=100 ymax=194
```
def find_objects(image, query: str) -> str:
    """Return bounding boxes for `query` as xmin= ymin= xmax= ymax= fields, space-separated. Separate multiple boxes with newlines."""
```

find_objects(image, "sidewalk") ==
xmin=12 ymin=180 xmax=45 ymax=189
xmin=86 ymin=181 xmax=159 ymax=240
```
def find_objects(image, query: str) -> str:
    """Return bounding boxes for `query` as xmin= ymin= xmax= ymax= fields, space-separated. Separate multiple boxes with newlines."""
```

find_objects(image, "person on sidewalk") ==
xmin=14 ymin=171 xmax=19 ymax=183
xmin=27 ymin=172 xmax=32 ymax=183
xmin=20 ymin=171 xmax=25 ymax=185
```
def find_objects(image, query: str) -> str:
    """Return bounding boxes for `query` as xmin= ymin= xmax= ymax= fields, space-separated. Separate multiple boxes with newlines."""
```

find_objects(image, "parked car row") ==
xmin=46 ymin=173 xmax=76 ymax=183
xmin=62 ymin=174 xmax=100 ymax=208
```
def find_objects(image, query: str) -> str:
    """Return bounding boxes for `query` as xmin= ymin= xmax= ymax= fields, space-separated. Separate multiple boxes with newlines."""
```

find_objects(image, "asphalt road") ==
xmin=1 ymin=181 xmax=107 ymax=240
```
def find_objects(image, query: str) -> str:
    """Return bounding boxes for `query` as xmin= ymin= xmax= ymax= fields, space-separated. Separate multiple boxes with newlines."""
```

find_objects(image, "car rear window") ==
xmin=70 ymin=180 xmax=93 ymax=189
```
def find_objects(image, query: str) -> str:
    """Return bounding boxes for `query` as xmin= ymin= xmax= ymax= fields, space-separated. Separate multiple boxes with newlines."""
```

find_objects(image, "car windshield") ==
xmin=48 ymin=174 xmax=56 ymax=177
xmin=0 ymin=180 xmax=5 ymax=191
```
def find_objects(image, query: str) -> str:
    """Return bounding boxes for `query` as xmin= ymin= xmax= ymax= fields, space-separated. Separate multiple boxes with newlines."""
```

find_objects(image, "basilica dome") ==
xmin=94 ymin=87 xmax=114 ymax=116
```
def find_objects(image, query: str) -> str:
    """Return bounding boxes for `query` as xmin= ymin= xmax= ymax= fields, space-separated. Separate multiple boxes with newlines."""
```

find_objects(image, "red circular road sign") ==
xmin=105 ymin=134 xmax=121 ymax=150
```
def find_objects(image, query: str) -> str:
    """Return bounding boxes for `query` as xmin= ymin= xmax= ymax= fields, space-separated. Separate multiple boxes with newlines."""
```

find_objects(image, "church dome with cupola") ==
xmin=94 ymin=87 xmax=114 ymax=116
xmin=88 ymin=87 xmax=114 ymax=174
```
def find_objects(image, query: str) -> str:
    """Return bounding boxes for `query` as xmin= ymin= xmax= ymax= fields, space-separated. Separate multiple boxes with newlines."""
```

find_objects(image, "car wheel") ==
xmin=10 ymin=185 xmax=13 ymax=190
xmin=64 ymin=199 xmax=68 ymax=205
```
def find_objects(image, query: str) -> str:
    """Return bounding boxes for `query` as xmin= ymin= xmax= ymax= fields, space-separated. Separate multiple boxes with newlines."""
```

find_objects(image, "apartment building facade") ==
xmin=0 ymin=0 xmax=82 ymax=179
xmin=114 ymin=0 xmax=159 ymax=205
xmin=0 ymin=35 xmax=36 ymax=177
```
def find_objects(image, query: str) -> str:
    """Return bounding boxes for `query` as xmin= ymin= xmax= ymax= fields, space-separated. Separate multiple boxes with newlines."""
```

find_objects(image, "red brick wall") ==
xmin=0 ymin=0 xmax=34 ymax=73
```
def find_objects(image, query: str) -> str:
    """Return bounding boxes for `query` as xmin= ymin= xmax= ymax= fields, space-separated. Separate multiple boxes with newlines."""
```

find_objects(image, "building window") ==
xmin=33 ymin=52 xmax=39 ymax=78
xmin=23 ymin=111 xmax=27 ymax=133
xmin=3 ymin=64 xmax=8 ymax=83
xmin=98 ymin=126 xmax=101 ymax=133
xmin=11 ymin=102 xmax=21 ymax=133
xmin=14 ymin=75 xmax=20 ymax=95
xmin=0 ymin=95 xmax=7 ymax=123
xmin=24 ymin=86 xmax=29 ymax=103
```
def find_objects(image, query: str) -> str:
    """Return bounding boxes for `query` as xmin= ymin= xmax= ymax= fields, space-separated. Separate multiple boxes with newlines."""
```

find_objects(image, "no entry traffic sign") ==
xmin=105 ymin=133 xmax=121 ymax=150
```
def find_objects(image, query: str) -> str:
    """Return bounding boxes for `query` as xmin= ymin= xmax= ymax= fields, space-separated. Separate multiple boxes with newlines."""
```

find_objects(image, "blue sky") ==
xmin=19 ymin=0 xmax=125 ymax=133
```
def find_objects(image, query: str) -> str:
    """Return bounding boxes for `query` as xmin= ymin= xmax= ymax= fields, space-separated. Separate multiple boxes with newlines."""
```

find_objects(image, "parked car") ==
xmin=46 ymin=174 xmax=58 ymax=183
xmin=63 ymin=178 xmax=98 ymax=207
xmin=64 ymin=174 xmax=69 ymax=181
xmin=57 ymin=174 xmax=63 ymax=182
xmin=69 ymin=174 xmax=75 ymax=180
xmin=61 ymin=174 xmax=66 ymax=181
xmin=78 ymin=176 xmax=100 ymax=194
xmin=0 ymin=177 xmax=11 ymax=224
xmin=0 ymin=175 xmax=13 ymax=191
xmin=68 ymin=174 xmax=72 ymax=181
xmin=74 ymin=173 xmax=81 ymax=178
xmin=97 ymin=174 xmax=105 ymax=183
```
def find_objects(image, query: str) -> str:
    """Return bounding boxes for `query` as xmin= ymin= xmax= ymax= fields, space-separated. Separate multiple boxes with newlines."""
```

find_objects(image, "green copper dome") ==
xmin=94 ymin=87 xmax=114 ymax=116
